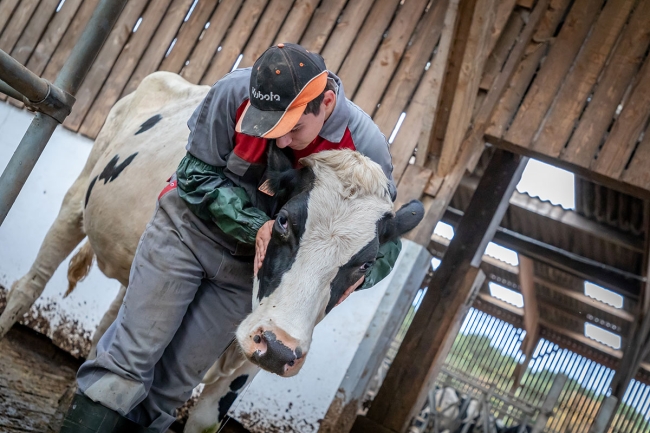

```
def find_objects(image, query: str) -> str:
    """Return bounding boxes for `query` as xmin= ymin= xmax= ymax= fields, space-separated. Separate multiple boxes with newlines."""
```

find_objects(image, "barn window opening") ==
xmin=485 ymin=243 xmax=518 ymax=266
xmin=165 ymin=38 xmax=177 ymax=58
xmin=388 ymin=112 xmax=406 ymax=144
xmin=516 ymin=159 xmax=575 ymax=209
xmin=585 ymin=323 xmax=621 ymax=349
xmin=433 ymin=222 xmax=519 ymax=266
xmin=133 ymin=17 xmax=143 ymax=33
xmin=184 ymin=0 xmax=199 ymax=22
xmin=584 ymin=281 xmax=623 ymax=309
xmin=488 ymin=282 xmax=524 ymax=308
xmin=434 ymin=221 xmax=454 ymax=240
xmin=431 ymin=257 xmax=441 ymax=271
xmin=56 ymin=0 xmax=66 ymax=12
xmin=231 ymin=54 xmax=243 ymax=71
xmin=205 ymin=22 xmax=210 ymax=29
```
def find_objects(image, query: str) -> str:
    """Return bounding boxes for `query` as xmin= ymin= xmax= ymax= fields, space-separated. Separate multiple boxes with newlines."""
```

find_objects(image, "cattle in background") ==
xmin=0 ymin=71 xmax=424 ymax=432
xmin=411 ymin=386 xmax=532 ymax=433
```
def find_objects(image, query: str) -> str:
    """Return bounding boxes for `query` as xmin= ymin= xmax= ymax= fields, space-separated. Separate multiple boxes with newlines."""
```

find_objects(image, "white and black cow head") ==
xmin=235 ymin=146 xmax=424 ymax=376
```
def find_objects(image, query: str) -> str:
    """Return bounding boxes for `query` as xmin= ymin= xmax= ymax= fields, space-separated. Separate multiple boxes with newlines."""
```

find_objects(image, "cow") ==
xmin=0 ymin=71 xmax=424 ymax=432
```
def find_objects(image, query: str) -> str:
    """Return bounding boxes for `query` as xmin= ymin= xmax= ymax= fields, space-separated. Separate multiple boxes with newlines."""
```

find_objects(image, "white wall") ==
xmin=0 ymin=102 xmax=121 ymax=346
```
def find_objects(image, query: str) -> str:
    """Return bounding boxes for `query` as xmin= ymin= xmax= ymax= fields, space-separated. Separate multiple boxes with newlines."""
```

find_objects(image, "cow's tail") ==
xmin=65 ymin=240 xmax=95 ymax=298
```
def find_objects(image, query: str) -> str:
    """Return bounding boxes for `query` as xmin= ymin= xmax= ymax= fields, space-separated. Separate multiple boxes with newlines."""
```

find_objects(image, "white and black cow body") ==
xmin=0 ymin=71 xmax=424 ymax=432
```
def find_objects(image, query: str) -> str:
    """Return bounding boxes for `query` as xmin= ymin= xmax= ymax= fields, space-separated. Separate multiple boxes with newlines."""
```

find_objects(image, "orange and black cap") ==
xmin=236 ymin=43 xmax=328 ymax=139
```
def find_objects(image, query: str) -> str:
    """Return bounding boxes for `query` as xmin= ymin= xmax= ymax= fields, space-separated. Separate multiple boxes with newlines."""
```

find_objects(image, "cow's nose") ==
xmin=249 ymin=330 xmax=305 ymax=376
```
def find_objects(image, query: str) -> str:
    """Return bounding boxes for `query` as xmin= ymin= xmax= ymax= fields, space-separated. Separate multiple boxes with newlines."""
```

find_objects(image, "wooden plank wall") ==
xmin=0 ymin=0 xmax=536 ymax=185
xmin=486 ymin=0 xmax=650 ymax=199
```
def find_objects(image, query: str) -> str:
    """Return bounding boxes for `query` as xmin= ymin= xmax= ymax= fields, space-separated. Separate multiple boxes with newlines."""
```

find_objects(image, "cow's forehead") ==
xmin=300 ymin=184 xmax=390 ymax=264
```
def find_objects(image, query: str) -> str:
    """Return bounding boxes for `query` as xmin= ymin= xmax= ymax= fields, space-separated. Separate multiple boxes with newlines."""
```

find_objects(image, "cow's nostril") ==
xmin=253 ymin=335 xmax=261 ymax=344
xmin=288 ymin=360 xmax=294 ymax=367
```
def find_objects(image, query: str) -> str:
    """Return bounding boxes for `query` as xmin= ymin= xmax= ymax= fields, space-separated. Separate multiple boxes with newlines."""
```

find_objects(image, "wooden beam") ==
xmin=407 ymin=0 xmax=549 ymax=245
xmin=437 ymin=0 xmax=496 ymax=175
xmin=442 ymin=207 xmax=644 ymax=300
xmin=457 ymin=175 xmax=643 ymax=252
xmin=510 ymin=253 xmax=539 ymax=392
xmin=415 ymin=0 xmax=459 ymax=167
xmin=361 ymin=149 xmax=526 ymax=432
xmin=429 ymin=236 xmax=636 ymax=326
xmin=476 ymin=293 xmax=624 ymax=361
xmin=486 ymin=133 xmax=650 ymax=201
xmin=423 ymin=0 xmax=476 ymax=166
xmin=519 ymin=255 xmax=540 ymax=350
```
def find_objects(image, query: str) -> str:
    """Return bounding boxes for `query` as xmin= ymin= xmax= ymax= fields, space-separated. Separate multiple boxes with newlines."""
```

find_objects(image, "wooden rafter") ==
xmin=443 ymin=207 xmax=644 ymax=300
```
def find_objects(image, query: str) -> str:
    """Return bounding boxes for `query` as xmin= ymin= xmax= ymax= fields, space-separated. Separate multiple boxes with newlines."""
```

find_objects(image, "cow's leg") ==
xmin=87 ymin=284 xmax=126 ymax=360
xmin=184 ymin=345 xmax=259 ymax=433
xmin=0 ymin=174 xmax=88 ymax=338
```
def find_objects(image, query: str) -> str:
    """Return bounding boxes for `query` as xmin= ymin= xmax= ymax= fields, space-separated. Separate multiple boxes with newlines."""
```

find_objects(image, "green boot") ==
xmin=60 ymin=393 xmax=154 ymax=433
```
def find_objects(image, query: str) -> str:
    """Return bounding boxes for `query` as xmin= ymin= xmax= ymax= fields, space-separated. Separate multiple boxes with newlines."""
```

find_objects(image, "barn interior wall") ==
xmin=0 ymin=101 xmax=120 ymax=356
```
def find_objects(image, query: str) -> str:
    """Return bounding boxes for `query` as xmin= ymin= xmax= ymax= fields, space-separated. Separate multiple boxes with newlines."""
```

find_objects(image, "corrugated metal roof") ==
xmin=575 ymin=177 xmax=645 ymax=236
xmin=450 ymin=178 xmax=644 ymax=276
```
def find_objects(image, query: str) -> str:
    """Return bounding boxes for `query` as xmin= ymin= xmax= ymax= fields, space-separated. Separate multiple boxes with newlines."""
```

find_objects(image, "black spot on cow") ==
xmin=135 ymin=114 xmax=162 ymax=135
xmin=99 ymin=153 xmax=138 ymax=184
xmin=84 ymin=153 xmax=138 ymax=207
xmin=217 ymin=391 xmax=238 ymax=422
xmin=85 ymin=176 xmax=98 ymax=208
xmin=229 ymin=374 xmax=248 ymax=392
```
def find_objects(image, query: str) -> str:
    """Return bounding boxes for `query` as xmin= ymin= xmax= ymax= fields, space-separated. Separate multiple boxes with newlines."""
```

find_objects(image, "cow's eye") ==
xmin=359 ymin=261 xmax=374 ymax=272
xmin=276 ymin=214 xmax=289 ymax=233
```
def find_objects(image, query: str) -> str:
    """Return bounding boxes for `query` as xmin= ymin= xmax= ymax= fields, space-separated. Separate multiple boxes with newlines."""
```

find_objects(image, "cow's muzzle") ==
xmin=245 ymin=330 xmax=305 ymax=376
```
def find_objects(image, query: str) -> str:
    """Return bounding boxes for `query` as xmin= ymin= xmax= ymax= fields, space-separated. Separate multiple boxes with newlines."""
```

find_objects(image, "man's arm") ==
xmin=176 ymin=152 xmax=270 ymax=246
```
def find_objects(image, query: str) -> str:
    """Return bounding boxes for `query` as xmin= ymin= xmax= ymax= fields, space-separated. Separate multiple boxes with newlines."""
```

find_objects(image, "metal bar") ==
xmin=532 ymin=373 xmax=568 ymax=433
xmin=0 ymin=49 xmax=49 ymax=102
xmin=0 ymin=78 xmax=25 ymax=102
xmin=591 ymin=396 xmax=619 ymax=433
xmin=0 ymin=0 xmax=129 ymax=226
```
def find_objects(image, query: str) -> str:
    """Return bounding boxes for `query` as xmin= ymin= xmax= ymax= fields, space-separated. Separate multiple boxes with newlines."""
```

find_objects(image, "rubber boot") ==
xmin=60 ymin=393 xmax=154 ymax=433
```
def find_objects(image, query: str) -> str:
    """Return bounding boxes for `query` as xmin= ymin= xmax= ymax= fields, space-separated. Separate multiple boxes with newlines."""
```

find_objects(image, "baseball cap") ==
xmin=235 ymin=43 xmax=328 ymax=139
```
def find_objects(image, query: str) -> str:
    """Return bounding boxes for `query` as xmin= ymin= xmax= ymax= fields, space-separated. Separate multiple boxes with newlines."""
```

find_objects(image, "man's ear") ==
xmin=377 ymin=200 xmax=425 ymax=244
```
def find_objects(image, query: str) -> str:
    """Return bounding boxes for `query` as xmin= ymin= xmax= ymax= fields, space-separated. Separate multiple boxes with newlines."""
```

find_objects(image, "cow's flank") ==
xmin=85 ymin=152 xmax=138 ymax=207
xmin=135 ymin=114 xmax=162 ymax=135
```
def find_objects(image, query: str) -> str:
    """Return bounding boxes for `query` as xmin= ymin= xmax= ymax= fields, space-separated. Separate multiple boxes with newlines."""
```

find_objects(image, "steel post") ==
xmin=0 ymin=0 xmax=128 ymax=226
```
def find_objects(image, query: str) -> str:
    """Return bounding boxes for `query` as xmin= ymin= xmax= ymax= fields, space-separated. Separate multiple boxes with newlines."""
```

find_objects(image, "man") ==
xmin=62 ymin=43 xmax=399 ymax=432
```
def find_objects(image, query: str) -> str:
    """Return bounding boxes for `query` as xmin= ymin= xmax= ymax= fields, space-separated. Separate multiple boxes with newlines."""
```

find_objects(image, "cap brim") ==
xmin=235 ymin=101 xmax=306 ymax=139
xmin=236 ymin=71 xmax=328 ymax=139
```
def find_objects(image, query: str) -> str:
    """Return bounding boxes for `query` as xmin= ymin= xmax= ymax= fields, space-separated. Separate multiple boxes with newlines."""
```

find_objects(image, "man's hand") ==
xmin=254 ymin=220 xmax=275 ymax=277
xmin=335 ymin=276 xmax=365 ymax=307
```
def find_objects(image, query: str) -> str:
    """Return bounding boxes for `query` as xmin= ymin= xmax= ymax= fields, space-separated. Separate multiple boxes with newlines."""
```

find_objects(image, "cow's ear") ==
xmin=377 ymin=200 xmax=425 ymax=243
xmin=267 ymin=142 xmax=305 ymax=198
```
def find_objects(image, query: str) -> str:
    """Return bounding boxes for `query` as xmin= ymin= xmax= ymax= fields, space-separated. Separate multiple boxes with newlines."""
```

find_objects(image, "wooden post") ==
xmin=356 ymin=149 xmax=527 ymax=432
xmin=511 ymin=255 xmax=540 ymax=391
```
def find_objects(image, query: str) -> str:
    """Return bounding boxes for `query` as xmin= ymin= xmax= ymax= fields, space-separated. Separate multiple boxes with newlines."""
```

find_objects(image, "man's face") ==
xmin=275 ymin=108 xmax=326 ymax=151
xmin=275 ymin=90 xmax=336 ymax=151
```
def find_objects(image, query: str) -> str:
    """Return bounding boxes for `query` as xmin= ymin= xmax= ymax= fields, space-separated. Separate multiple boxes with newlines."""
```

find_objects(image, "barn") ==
xmin=1 ymin=0 xmax=649 ymax=432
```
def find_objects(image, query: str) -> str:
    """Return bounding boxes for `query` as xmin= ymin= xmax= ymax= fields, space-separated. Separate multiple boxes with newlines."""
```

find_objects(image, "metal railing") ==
xmin=0 ymin=0 xmax=129 ymax=226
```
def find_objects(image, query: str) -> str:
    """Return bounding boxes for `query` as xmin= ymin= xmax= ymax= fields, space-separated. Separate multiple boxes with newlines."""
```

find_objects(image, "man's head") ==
xmin=235 ymin=43 xmax=337 ymax=151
